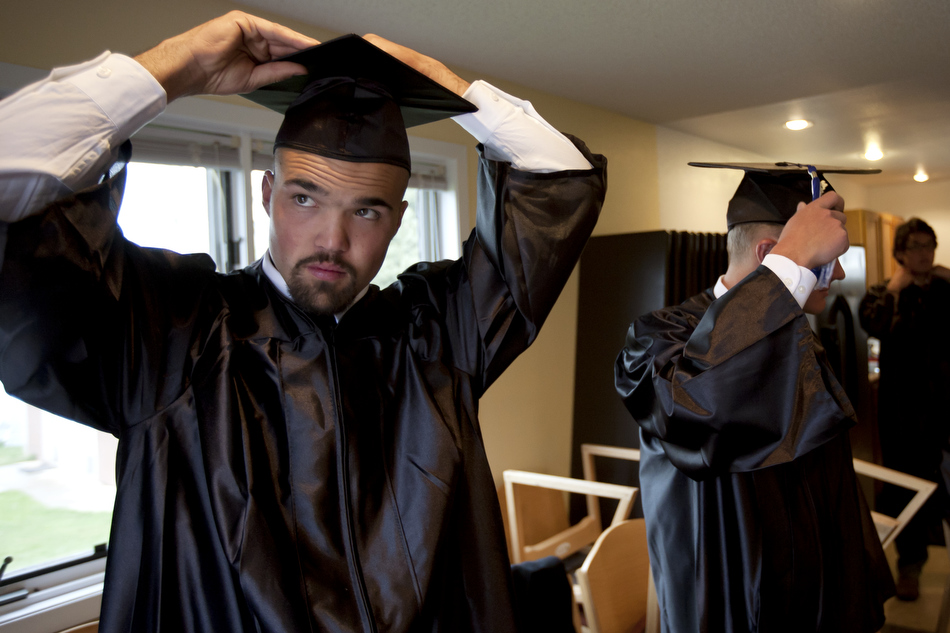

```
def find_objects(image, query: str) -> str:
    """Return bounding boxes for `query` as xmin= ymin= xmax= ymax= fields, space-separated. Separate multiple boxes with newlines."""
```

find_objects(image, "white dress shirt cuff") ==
xmin=0 ymin=52 xmax=165 ymax=222
xmin=66 ymin=52 xmax=167 ymax=142
xmin=762 ymin=253 xmax=817 ymax=309
xmin=452 ymin=80 xmax=592 ymax=173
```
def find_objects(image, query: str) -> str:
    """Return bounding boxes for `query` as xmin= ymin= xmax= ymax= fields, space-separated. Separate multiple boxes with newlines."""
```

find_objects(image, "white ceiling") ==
xmin=237 ymin=0 xmax=950 ymax=187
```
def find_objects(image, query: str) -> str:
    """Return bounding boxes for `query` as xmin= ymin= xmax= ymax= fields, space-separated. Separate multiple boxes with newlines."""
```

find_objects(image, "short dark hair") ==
xmin=726 ymin=222 xmax=782 ymax=264
xmin=893 ymin=217 xmax=937 ymax=263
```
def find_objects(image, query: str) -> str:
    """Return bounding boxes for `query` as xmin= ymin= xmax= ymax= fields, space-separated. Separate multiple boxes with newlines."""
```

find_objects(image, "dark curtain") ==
xmin=668 ymin=231 xmax=729 ymax=305
xmin=570 ymin=229 xmax=728 ymax=526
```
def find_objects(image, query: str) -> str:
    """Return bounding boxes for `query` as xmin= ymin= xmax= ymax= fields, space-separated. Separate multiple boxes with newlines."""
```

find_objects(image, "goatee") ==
xmin=287 ymin=253 xmax=359 ymax=317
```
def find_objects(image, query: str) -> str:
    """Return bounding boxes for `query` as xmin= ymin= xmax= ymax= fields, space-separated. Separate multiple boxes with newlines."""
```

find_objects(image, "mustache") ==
xmin=292 ymin=252 xmax=356 ymax=277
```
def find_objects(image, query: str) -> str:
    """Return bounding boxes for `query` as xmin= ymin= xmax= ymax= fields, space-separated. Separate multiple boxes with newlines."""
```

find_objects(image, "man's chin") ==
xmin=803 ymin=292 xmax=829 ymax=315
xmin=288 ymin=281 xmax=358 ymax=317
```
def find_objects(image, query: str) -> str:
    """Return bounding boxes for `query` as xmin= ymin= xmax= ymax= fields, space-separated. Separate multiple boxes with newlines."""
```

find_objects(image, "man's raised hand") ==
xmin=361 ymin=34 xmax=471 ymax=97
xmin=771 ymin=192 xmax=849 ymax=270
xmin=135 ymin=11 xmax=318 ymax=102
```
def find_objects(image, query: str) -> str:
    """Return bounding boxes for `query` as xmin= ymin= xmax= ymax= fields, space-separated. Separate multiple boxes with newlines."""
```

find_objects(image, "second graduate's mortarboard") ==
xmin=688 ymin=162 xmax=881 ymax=229
xmin=242 ymin=34 xmax=477 ymax=172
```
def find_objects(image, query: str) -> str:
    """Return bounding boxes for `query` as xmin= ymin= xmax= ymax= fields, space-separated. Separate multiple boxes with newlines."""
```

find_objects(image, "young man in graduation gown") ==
xmin=615 ymin=164 xmax=893 ymax=633
xmin=860 ymin=218 xmax=950 ymax=599
xmin=0 ymin=12 xmax=606 ymax=633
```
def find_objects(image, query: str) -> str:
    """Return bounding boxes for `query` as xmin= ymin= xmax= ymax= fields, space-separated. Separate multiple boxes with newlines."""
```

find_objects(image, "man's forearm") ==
xmin=0 ymin=52 xmax=166 ymax=222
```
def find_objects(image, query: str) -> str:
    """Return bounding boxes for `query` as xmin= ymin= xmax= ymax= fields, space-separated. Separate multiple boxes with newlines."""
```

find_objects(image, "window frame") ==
xmin=407 ymin=135 xmax=472 ymax=261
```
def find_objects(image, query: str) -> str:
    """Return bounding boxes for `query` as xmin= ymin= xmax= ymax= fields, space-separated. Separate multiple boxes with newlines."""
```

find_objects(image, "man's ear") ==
xmin=262 ymin=170 xmax=275 ymax=218
xmin=396 ymin=200 xmax=408 ymax=230
xmin=755 ymin=238 xmax=778 ymax=265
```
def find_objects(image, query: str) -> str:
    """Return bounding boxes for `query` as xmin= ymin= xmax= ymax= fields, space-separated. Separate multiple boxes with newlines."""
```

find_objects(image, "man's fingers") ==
xmin=774 ymin=189 xmax=851 ymax=268
xmin=362 ymin=34 xmax=401 ymax=56
xmin=817 ymin=191 xmax=845 ymax=212
xmin=244 ymin=61 xmax=309 ymax=92
xmin=227 ymin=14 xmax=317 ymax=93
xmin=237 ymin=13 xmax=319 ymax=60
xmin=361 ymin=34 xmax=429 ymax=73
xmin=797 ymin=193 xmax=845 ymax=221
xmin=360 ymin=33 xmax=470 ymax=96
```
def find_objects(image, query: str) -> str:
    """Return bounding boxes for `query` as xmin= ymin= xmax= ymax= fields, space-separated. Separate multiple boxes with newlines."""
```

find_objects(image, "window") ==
xmin=0 ymin=106 xmax=468 ymax=625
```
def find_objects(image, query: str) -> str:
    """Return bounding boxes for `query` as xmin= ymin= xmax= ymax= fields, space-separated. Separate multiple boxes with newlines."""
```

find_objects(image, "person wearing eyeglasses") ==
xmin=860 ymin=217 xmax=950 ymax=601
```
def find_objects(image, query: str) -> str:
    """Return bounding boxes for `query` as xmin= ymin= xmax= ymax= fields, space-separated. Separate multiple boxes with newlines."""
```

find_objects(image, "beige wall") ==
xmin=864 ymin=180 xmax=950 ymax=266
xmin=0 ymin=0 xmax=659 ymax=485
xmin=656 ymin=127 xmax=769 ymax=234
xmin=0 ymin=1 xmax=338 ymax=68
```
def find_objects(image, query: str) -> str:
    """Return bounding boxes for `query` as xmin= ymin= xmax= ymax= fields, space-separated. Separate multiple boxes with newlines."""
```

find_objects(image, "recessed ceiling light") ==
xmin=785 ymin=119 xmax=812 ymax=131
xmin=864 ymin=144 xmax=884 ymax=161
xmin=914 ymin=168 xmax=929 ymax=183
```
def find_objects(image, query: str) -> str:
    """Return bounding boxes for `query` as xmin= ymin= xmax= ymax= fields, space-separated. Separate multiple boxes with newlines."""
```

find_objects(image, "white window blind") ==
xmin=408 ymin=161 xmax=449 ymax=191
xmin=130 ymin=124 xmax=275 ymax=171
xmin=132 ymin=125 xmax=451 ymax=189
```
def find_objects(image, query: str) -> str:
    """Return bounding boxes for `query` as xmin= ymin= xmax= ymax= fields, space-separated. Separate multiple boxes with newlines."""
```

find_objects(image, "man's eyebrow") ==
xmin=356 ymin=197 xmax=395 ymax=211
xmin=284 ymin=178 xmax=328 ymax=195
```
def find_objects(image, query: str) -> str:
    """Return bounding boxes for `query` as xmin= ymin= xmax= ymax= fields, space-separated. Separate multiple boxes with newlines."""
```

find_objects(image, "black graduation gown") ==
xmin=859 ymin=278 xmax=950 ymax=565
xmin=0 ymin=138 xmax=607 ymax=633
xmin=615 ymin=267 xmax=894 ymax=633
xmin=860 ymin=278 xmax=950 ymax=477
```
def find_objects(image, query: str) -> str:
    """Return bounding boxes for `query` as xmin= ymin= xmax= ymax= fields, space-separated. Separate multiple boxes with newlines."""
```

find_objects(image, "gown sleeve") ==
xmin=615 ymin=265 xmax=856 ymax=480
xmin=0 ymin=53 xmax=187 ymax=436
xmin=395 ymin=135 xmax=605 ymax=396
xmin=457 ymin=137 xmax=605 ymax=393
xmin=0 ymin=145 xmax=218 ymax=437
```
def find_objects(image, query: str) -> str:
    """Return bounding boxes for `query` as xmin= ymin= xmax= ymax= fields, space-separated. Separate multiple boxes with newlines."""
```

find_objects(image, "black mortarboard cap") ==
xmin=688 ymin=162 xmax=881 ymax=229
xmin=243 ymin=34 xmax=478 ymax=172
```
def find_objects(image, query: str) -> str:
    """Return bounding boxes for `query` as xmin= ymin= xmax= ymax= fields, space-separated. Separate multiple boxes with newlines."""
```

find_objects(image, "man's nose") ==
xmin=315 ymin=213 xmax=349 ymax=252
xmin=833 ymin=259 xmax=846 ymax=281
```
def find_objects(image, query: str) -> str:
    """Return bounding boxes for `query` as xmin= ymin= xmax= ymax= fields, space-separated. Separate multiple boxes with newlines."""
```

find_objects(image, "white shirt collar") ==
xmin=262 ymin=251 xmax=292 ymax=300
xmin=261 ymin=252 xmax=368 ymax=322
xmin=713 ymin=275 xmax=729 ymax=299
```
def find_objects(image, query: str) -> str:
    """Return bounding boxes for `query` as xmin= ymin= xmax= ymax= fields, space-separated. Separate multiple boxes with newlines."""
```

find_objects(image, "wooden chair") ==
xmin=851 ymin=458 xmax=938 ymax=549
xmin=502 ymin=470 xmax=637 ymax=565
xmin=852 ymin=460 xmax=948 ymax=632
xmin=580 ymin=444 xmax=660 ymax=633
xmin=498 ymin=480 xmax=573 ymax=561
xmin=580 ymin=444 xmax=642 ymax=528
xmin=575 ymin=519 xmax=650 ymax=633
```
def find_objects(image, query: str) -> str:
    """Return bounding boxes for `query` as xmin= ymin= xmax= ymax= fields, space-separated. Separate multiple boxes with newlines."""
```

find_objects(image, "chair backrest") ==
xmin=575 ymin=519 xmax=650 ymax=633
xmin=852 ymin=458 xmax=938 ymax=549
xmin=579 ymin=444 xmax=659 ymax=633
xmin=580 ymin=444 xmax=641 ymax=526
xmin=502 ymin=470 xmax=637 ymax=565
xmin=498 ymin=481 xmax=572 ymax=559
